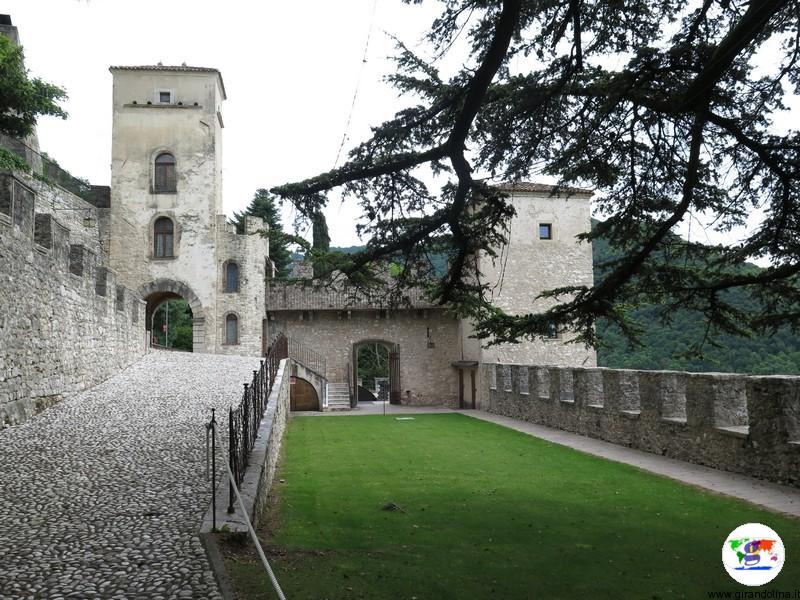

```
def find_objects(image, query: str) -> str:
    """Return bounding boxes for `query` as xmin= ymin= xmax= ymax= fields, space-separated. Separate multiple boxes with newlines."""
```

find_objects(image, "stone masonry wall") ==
xmin=0 ymin=172 xmax=147 ymax=427
xmin=215 ymin=215 xmax=268 ymax=356
xmin=483 ymin=363 xmax=800 ymax=487
xmin=268 ymin=309 xmax=460 ymax=406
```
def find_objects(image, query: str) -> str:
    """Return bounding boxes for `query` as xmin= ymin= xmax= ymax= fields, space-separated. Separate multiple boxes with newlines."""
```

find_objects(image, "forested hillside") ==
xmin=592 ymin=233 xmax=800 ymax=375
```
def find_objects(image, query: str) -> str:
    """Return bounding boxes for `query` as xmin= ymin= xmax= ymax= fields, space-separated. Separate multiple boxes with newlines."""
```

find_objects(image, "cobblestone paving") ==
xmin=0 ymin=351 xmax=261 ymax=600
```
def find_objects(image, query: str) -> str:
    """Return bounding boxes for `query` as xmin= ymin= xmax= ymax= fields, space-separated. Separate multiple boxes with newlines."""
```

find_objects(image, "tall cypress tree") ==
xmin=311 ymin=211 xmax=330 ymax=278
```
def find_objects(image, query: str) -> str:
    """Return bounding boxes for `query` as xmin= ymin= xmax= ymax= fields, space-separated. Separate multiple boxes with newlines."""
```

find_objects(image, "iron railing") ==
xmin=287 ymin=336 xmax=326 ymax=377
xmin=227 ymin=333 xmax=288 ymax=513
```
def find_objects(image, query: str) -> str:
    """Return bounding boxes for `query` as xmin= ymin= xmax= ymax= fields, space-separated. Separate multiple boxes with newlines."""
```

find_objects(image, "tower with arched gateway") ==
xmin=106 ymin=65 xmax=268 ymax=355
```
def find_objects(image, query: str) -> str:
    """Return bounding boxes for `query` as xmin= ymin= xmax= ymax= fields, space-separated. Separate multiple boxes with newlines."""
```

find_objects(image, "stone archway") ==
xmin=352 ymin=339 xmax=400 ymax=405
xmin=139 ymin=279 xmax=206 ymax=353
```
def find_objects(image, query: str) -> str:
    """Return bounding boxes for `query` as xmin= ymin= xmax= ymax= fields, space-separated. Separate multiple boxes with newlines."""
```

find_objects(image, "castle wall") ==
xmin=268 ymin=309 xmax=461 ymax=406
xmin=483 ymin=362 xmax=800 ymax=487
xmin=0 ymin=172 xmax=147 ymax=427
xmin=470 ymin=189 xmax=597 ymax=368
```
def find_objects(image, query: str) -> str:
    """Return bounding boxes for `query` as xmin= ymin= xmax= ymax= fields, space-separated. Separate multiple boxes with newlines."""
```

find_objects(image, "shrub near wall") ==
xmin=0 ymin=172 xmax=147 ymax=426
xmin=484 ymin=363 xmax=800 ymax=487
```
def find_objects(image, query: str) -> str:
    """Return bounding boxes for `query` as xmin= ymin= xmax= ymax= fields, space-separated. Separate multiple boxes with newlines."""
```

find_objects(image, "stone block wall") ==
xmin=0 ymin=172 xmax=147 ymax=427
xmin=268 ymin=308 xmax=460 ymax=406
xmin=483 ymin=363 xmax=800 ymax=487
xmin=215 ymin=214 xmax=268 ymax=356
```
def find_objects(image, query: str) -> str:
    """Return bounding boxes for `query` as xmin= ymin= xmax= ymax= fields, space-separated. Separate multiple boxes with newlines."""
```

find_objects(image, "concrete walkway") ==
xmin=0 ymin=351 xmax=261 ymax=600
xmin=460 ymin=410 xmax=800 ymax=518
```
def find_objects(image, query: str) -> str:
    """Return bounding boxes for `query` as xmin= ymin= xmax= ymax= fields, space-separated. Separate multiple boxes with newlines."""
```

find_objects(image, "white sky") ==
xmin=3 ymin=0 xmax=797 ymax=256
xmin=3 ymin=0 xmax=444 ymax=246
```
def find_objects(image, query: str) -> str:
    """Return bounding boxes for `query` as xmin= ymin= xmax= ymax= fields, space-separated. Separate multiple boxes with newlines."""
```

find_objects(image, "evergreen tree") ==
xmin=272 ymin=0 xmax=800 ymax=349
xmin=232 ymin=189 xmax=292 ymax=278
xmin=311 ymin=211 xmax=330 ymax=278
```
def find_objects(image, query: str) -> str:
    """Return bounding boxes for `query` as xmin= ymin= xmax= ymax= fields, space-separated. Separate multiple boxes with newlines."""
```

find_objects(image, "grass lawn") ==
xmin=221 ymin=413 xmax=800 ymax=599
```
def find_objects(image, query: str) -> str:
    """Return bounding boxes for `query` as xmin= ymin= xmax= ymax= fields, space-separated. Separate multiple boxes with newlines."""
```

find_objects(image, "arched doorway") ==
xmin=352 ymin=340 xmax=400 ymax=405
xmin=139 ymin=279 xmax=205 ymax=353
xmin=290 ymin=377 xmax=319 ymax=411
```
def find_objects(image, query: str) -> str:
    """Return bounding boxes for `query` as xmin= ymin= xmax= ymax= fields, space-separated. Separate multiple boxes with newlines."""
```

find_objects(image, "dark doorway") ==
xmin=291 ymin=378 xmax=319 ymax=411
xmin=453 ymin=361 xmax=479 ymax=409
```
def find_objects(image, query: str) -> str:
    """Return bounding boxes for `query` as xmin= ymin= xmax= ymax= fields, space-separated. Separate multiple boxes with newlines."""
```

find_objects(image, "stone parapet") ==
xmin=266 ymin=280 xmax=437 ymax=311
xmin=483 ymin=363 xmax=800 ymax=487
xmin=0 ymin=171 xmax=147 ymax=427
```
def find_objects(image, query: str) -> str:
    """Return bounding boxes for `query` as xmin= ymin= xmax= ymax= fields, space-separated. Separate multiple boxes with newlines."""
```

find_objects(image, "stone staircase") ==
xmin=326 ymin=383 xmax=351 ymax=411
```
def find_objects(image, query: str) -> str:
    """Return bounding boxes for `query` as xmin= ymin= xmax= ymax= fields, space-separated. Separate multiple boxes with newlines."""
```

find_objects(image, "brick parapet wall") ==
xmin=0 ymin=171 xmax=147 ymax=427
xmin=483 ymin=363 xmax=800 ymax=487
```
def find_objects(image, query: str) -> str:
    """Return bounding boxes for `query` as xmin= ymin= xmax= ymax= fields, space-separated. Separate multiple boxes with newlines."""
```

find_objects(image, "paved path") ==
xmin=460 ymin=410 xmax=800 ymax=518
xmin=0 ymin=351 xmax=260 ymax=600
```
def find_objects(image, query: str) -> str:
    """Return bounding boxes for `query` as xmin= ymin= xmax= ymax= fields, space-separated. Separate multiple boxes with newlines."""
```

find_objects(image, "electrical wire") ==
xmin=333 ymin=0 xmax=379 ymax=169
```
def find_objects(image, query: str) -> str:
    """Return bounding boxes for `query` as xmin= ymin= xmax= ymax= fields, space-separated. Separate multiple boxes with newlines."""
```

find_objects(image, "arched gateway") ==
xmin=139 ymin=279 xmax=206 ymax=353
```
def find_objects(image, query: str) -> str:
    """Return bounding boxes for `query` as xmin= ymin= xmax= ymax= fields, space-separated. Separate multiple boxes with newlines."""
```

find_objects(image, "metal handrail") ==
xmin=227 ymin=333 xmax=288 ymax=513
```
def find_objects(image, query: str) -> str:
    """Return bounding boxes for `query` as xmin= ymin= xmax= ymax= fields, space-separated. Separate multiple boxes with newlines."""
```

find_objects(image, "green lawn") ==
xmin=221 ymin=413 xmax=800 ymax=599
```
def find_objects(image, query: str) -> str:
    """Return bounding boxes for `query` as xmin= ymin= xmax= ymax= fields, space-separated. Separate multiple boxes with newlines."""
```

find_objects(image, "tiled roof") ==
xmin=108 ymin=65 xmax=227 ymax=99
xmin=494 ymin=181 xmax=593 ymax=196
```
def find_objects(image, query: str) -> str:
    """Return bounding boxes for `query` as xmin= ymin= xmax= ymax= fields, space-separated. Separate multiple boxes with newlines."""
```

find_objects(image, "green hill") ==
xmin=592 ymin=231 xmax=800 ymax=375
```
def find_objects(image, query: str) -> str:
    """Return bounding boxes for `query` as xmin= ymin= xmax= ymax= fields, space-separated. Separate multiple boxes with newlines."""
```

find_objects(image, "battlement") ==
xmin=266 ymin=280 xmax=438 ymax=312
xmin=0 ymin=171 xmax=147 ymax=427
xmin=484 ymin=363 xmax=800 ymax=487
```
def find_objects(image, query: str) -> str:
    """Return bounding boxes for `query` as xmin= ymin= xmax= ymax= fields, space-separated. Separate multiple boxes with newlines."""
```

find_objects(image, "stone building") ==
xmin=267 ymin=183 xmax=597 ymax=410
xmin=107 ymin=66 xmax=268 ymax=356
xmin=1 ymin=13 xmax=597 ymax=415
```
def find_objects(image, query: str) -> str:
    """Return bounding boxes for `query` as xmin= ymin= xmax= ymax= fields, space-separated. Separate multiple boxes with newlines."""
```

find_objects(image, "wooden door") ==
xmin=290 ymin=378 xmax=319 ymax=411
xmin=389 ymin=345 xmax=401 ymax=405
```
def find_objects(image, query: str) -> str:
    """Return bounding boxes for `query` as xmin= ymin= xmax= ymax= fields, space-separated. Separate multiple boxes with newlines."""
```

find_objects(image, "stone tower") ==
xmin=459 ymin=183 xmax=597 ymax=368
xmin=108 ymin=65 xmax=267 ymax=355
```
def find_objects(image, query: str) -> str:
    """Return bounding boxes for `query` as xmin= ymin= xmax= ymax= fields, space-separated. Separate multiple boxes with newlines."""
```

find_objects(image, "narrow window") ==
xmin=225 ymin=314 xmax=238 ymax=345
xmin=154 ymin=153 xmax=176 ymax=193
xmin=159 ymin=91 xmax=171 ymax=103
xmin=546 ymin=322 xmax=560 ymax=339
xmin=225 ymin=261 xmax=239 ymax=292
xmin=539 ymin=223 xmax=553 ymax=240
xmin=154 ymin=217 xmax=174 ymax=258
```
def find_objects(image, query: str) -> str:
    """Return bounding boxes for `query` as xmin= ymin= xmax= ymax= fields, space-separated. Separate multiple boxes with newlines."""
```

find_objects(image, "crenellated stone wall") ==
xmin=483 ymin=363 xmax=800 ymax=487
xmin=0 ymin=171 xmax=148 ymax=427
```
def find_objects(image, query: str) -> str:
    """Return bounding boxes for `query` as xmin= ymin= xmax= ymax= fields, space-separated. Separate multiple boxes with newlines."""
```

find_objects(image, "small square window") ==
xmin=539 ymin=223 xmax=552 ymax=240
xmin=546 ymin=322 xmax=560 ymax=339
xmin=159 ymin=91 xmax=171 ymax=104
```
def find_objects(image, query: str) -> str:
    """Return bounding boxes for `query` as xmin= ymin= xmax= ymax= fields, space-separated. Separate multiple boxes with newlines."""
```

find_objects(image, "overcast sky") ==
xmin=3 ymin=0 xmax=447 ymax=246
xmin=3 ymin=0 xmax=796 ymax=255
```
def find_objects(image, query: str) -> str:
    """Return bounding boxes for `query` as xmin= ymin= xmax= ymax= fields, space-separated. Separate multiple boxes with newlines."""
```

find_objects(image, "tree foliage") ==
xmin=232 ymin=189 xmax=293 ymax=278
xmin=357 ymin=343 xmax=390 ymax=390
xmin=592 ymin=227 xmax=800 ymax=374
xmin=272 ymin=0 xmax=800 ymax=350
xmin=0 ymin=35 xmax=66 ymax=138
xmin=311 ymin=211 xmax=331 ymax=277
xmin=151 ymin=300 xmax=193 ymax=351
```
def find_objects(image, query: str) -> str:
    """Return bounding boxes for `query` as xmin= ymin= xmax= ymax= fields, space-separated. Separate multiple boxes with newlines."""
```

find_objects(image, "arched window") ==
xmin=225 ymin=261 xmax=239 ymax=292
xmin=154 ymin=152 xmax=176 ymax=193
xmin=225 ymin=314 xmax=238 ymax=345
xmin=154 ymin=217 xmax=174 ymax=258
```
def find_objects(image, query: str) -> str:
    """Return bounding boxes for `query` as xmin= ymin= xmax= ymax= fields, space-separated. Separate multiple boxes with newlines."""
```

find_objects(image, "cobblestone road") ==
xmin=0 ymin=351 xmax=260 ymax=600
